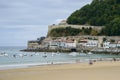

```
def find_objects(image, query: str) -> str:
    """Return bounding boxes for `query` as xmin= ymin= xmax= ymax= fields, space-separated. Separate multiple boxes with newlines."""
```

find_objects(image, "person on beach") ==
xmin=76 ymin=59 xmax=80 ymax=63
xmin=113 ymin=58 xmax=116 ymax=61
xmin=51 ymin=62 xmax=53 ymax=64
xmin=89 ymin=60 xmax=93 ymax=65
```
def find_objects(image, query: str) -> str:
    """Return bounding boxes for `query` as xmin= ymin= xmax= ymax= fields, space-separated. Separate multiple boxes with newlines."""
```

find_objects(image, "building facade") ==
xmin=28 ymin=40 xmax=39 ymax=49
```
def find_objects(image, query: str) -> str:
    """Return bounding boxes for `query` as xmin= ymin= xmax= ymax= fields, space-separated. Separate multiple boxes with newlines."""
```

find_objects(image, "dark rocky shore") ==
xmin=20 ymin=48 xmax=72 ymax=53
xmin=21 ymin=48 xmax=120 ymax=55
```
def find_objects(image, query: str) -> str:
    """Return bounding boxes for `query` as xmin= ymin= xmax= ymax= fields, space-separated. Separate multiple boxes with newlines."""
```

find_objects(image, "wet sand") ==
xmin=0 ymin=61 xmax=120 ymax=80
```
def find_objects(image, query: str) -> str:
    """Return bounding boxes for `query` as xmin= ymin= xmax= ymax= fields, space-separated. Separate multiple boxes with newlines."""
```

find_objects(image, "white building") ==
xmin=86 ymin=40 xmax=98 ymax=47
xmin=79 ymin=39 xmax=98 ymax=47
xmin=49 ymin=41 xmax=59 ymax=49
xmin=117 ymin=44 xmax=120 ymax=48
xmin=65 ymin=39 xmax=77 ymax=48
xmin=49 ymin=40 xmax=66 ymax=49
xmin=109 ymin=43 xmax=117 ymax=48
xmin=103 ymin=41 xmax=110 ymax=48
xmin=79 ymin=39 xmax=87 ymax=47
xmin=103 ymin=41 xmax=120 ymax=48
xmin=117 ymin=41 xmax=120 ymax=48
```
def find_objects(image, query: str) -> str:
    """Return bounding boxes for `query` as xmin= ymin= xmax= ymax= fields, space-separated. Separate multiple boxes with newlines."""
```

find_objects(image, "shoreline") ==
xmin=1 ymin=60 xmax=120 ymax=71
xmin=0 ymin=61 xmax=120 ymax=80
xmin=0 ymin=61 xmax=76 ymax=70
xmin=0 ymin=57 xmax=120 ymax=70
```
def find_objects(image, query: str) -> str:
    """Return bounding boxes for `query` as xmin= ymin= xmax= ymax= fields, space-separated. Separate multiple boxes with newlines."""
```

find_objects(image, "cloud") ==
xmin=0 ymin=0 xmax=92 ymax=46
xmin=0 ymin=25 xmax=48 ymax=46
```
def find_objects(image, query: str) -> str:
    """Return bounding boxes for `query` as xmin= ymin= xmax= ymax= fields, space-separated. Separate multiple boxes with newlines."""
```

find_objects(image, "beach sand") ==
xmin=0 ymin=61 xmax=120 ymax=80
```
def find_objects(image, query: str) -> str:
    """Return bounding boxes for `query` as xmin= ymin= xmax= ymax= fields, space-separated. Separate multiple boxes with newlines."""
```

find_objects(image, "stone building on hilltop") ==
xmin=47 ymin=20 xmax=102 ymax=36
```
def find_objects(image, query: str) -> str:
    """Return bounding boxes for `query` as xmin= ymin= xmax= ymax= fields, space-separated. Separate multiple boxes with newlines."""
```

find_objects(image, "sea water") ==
xmin=0 ymin=46 xmax=120 ymax=70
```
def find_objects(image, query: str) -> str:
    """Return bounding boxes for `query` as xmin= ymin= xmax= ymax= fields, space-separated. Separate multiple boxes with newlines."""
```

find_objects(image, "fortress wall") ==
xmin=48 ymin=24 xmax=102 ymax=34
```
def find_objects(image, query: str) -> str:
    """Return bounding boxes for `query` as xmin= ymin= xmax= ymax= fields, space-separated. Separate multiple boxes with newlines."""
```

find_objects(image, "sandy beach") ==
xmin=0 ymin=61 xmax=120 ymax=80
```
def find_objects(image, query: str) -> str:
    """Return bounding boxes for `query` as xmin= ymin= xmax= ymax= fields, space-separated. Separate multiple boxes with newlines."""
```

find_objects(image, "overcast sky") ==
xmin=0 ymin=0 xmax=92 ymax=46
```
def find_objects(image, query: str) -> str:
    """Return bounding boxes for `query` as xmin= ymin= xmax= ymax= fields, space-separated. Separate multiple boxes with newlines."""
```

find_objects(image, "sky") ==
xmin=0 ymin=0 xmax=92 ymax=46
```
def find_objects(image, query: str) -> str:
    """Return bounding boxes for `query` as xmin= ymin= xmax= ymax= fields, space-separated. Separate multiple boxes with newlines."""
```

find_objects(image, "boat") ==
xmin=23 ymin=54 xmax=27 ymax=56
xmin=42 ymin=55 xmax=47 ymax=58
xmin=51 ymin=52 xmax=56 ymax=56
xmin=0 ymin=52 xmax=8 ymax=57
xmin=69 ymin=52 xmax=79 ymax=56
xmin=79 ymin=50 xmax=87 ymax=56
xmin=79 ymin=52 xmax=87 ymax=56
xmin=57 ymin=51 xmax=60 ymax=54
xmin=88 ymin=52 xmax=93 ymax=55
xmin=42 ymin=53 xmax=47 ymax=58
xmin=35 ymin=53 xmax=40 ymax=56
xmin=18 ymin=54 xmax=24 ymax=57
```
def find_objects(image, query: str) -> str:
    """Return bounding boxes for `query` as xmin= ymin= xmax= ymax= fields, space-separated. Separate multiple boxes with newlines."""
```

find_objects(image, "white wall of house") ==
xmin=103 ymin=41 xmax=110 ymax=48
xmin=102 ymin=42 xmax=120 ymax=48
xmin=86 ymin=40 xmax=98 ymax=47
xmin=49 ymin=45 xmax=58 ymax=50
xmin=79 ymin=42 xmax=87 ymax=46
xmin=109 ymin=43 xmax=117 ymax=48
xmin=59 ymin=42 xmax=66 ymax=48
xmin=65 ymin=42 xmax=76 ymax=48
xmin=65 ymin=40 xmax=77 ymax=48
xmin=117 ymin=41 xmax=120 ymax=48
xmin=78 ymin=40 xmax=98 ymax=47
xmin=117 ymin=44 xmax=120 ymax=48
xmin=49 ymin=41 xmax=58 ymax=46
xmin=49 ymin=41 xmax=66 ymax=49
xmin=49 ymin=41 xmax=58 ymax=49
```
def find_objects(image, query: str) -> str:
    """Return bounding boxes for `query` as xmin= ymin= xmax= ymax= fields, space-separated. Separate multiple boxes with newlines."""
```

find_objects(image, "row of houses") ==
xmin=103 ymin=41 xmax=120 ymax=48
xmin=78 ymin=39 xmax=98 ymax=47
xmin=27 ymin=38 xmax=96 ymax=50
xmin=79 ymin=39 xmax=120 ymax=49
xmin=28 ymin=38 xmax=77 ymax=49
xmin=49 ymin=39 xmax=77 ymax=49
xmin=28 ymin=37 xmax=120 ymax=50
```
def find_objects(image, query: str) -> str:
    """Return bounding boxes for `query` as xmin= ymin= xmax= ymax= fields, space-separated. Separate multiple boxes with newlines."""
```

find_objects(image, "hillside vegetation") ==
xmin=48 ymin=27 xmax=99 ymax=37
xmin=67 ymin=0 xmax=120 ymax=36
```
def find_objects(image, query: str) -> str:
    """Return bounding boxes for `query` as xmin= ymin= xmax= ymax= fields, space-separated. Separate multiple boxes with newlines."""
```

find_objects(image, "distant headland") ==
xmin=21 ymin=20 xmax=120 ymax=54
xmin=22 ymin=0 xmax=120 ymax=53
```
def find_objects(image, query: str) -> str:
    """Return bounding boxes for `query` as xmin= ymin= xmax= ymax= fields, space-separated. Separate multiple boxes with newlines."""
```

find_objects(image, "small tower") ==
xmin=59 ymin=20 xmax=67 ymax=25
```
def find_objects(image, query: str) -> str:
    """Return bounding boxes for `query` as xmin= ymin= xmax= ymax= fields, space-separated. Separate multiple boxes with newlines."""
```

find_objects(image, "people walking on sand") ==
xmin=51 ymin=62 xmax=53 ymax=64
xmin=113 ymin=58 xmax=116 ymax=61
xmin=89 ymin=60 xmax=93 ymax=65
xmin=76 ymin=59 xmax=80 ymax=63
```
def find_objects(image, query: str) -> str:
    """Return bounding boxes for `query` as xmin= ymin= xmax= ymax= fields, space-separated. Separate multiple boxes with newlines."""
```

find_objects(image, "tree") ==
xmin=90 ymin=29 xmax=98 ymax=36
xmin=67 ymin=0 xmax=120 ymax=36
xmin=104 ymin=18 xmax=120 ymax=36
xmin=48 ymin=27 xmax=96 ymax=37
xmin=67 ymin=0 xmax=120 ymax=27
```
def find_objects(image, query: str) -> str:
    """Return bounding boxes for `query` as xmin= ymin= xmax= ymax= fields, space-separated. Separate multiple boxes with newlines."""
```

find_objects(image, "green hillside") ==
xmin=48 ymin=27 xmax=99 ymax=37
xmin=67 ymin=0 xmax=120 ymax=36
